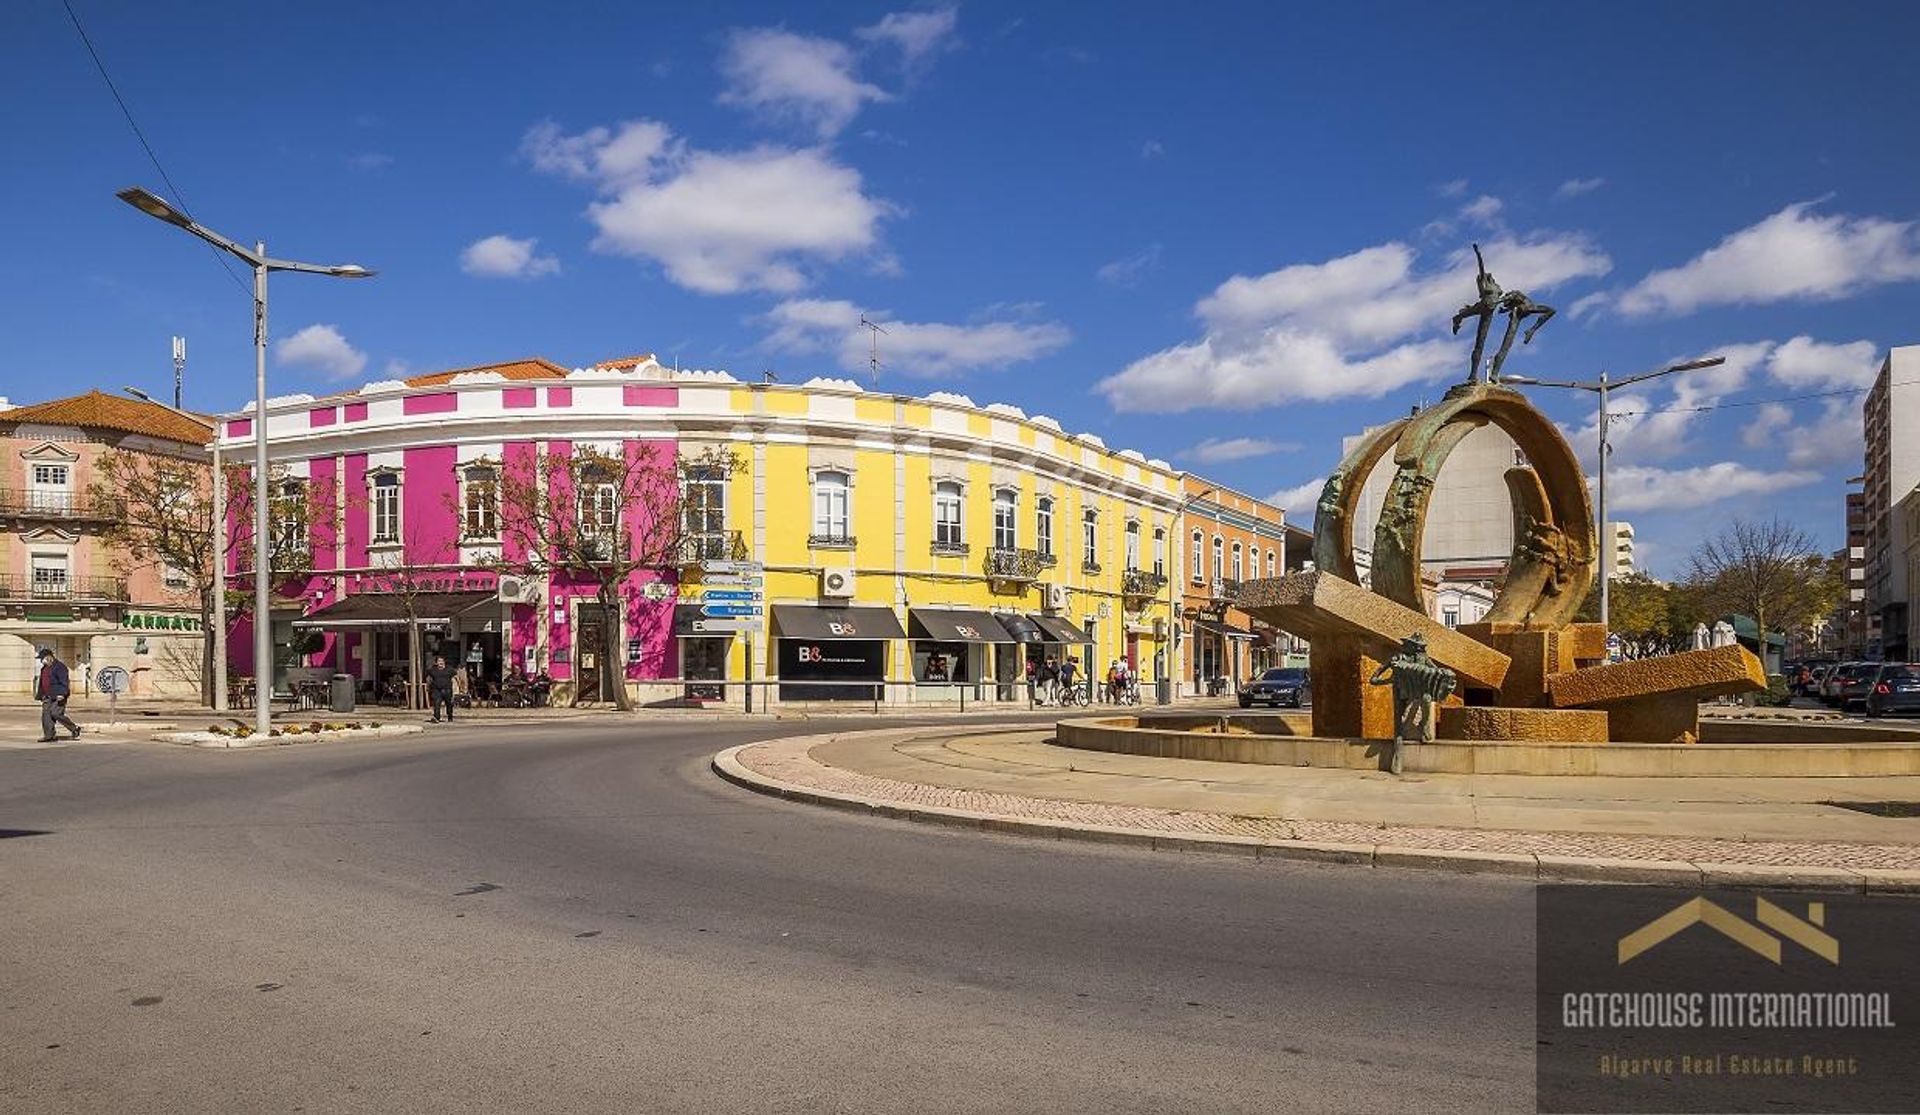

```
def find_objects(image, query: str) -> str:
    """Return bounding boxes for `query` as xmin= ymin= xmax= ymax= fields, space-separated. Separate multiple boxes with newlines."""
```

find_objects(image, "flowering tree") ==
xmin=492 ymin=443 xmax=740 ymax=710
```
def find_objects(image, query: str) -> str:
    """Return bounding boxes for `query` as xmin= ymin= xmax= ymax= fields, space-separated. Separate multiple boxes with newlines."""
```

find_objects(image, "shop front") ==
xmin=673 ymin=604 xmax=734 ymax=701
xmin=907 ymin=608 xmax=1010 ymax=698
xmin=771 ymin=604 xmax=905 ymax=701
xmin=293 ymin=590 xmax=498 ymax=704
xmin=1192 ymin=617 xmax=1256 ymax=695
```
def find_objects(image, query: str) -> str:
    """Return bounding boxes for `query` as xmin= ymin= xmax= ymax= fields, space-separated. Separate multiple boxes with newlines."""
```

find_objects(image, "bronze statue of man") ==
xmin=1451 ymin=243 xmax=1502 ymax=383
xmin=1368 ymin=632 xmax=1456 ymax=773
xmin=1486 ymin=288 xmax=1556 ymax=382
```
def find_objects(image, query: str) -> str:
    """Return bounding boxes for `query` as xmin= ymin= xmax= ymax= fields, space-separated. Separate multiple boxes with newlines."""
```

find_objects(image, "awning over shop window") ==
xmin=997 ymin=614 xmax=1046 ymax=643
xmin=292 ymin=591 xmax=496 ymax=629
xmin=771 ymin=604 xmax=906 ymax=640
xmin=909 ymin=608 xmax=1011 ymax=643
xmin=1031 ymin=614 xmax=1091 ymax=643
xmin=1193 ymin=617 xmax=1256 ymax=640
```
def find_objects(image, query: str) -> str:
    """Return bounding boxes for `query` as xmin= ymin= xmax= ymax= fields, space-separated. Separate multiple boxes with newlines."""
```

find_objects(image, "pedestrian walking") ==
xmin=34 ymin=646 xmax=81 ymax=742
xmin=425 ymin=654 xmax=458 ymax=722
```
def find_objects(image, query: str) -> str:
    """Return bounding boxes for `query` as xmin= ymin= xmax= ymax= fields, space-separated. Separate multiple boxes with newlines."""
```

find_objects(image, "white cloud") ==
xmin=1741 ymin=402 xmax=1792 ymax=450
xmin=1437 ymin=179 xmax=1469 ymax=198
xmin=275 ymin=324 xmax=367 ymax=381
xmin=1266 ymin=477 xmax=1326 ymax=513
xmin=382 ymin=358 xmax=412 ymax=378
xmin=1765 ymin=334 xmax=1880 ymax=388
xmin=1561 ymin=340 xmax=1774 ymax=464
xmin=762 ymin=298 xmax=1070 ymax=377
xmin=1741 ymin=398 xmax=1860 ymax=469
xmin=524 ymin=119 xmax=894 ymax=295
xmin=1099 ymin=233 xmax=1609 ymax=413
xmin=1555 ymin=177 xmax=1605 ymax=198
xmin=1604 ymin=462 xmax=1819 ymax=512
xmin=1180 ymin=436 xmax=1298 ymax=464
xmin=460 ymin=234 xmax=560 ymax=279
xmin=1140 ymin=139 xmax=1165 ymax=160
xmin=1616 ymin=201 xmax=1920 ymax=317
xmin=718 ymin=28 xmax=889 ymax=138
xmin=1096 ymin=243 xmax=1162 ymax=287
xmin=855 ymin=7 xmax=961 ymax=67
xmin=1458 ymin=195 xmax=1504 ymax=225
xmin=345 ymin=152 xmax=393 ymax=171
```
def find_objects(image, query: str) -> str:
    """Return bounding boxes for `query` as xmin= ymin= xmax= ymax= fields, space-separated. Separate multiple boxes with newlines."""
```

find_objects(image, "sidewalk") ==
xmin=715 ymin=725 xmax=1920 ymax=891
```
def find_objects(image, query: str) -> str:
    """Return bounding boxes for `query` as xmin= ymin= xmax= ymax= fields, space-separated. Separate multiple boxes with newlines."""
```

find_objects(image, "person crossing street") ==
xmin=33 ymin=646 xmax=82 ymax=742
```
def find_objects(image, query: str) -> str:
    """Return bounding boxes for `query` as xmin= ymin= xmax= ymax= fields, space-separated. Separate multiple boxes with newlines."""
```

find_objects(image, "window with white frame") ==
xmin=1444 ymin=607 xmax=1460 ymax=629
xmin=1212 ymin=536 xmax=1224 ymax=583
xmin=1034 ymin=496 xmax=1053 ymax=558
xmin=274 ymin=478 xmax=309 ymax=552
xmin=1191 ymin=530 xmax=1204 ymax=582
xmin=812 ymin=470 xmax=850 ymax=539
xmin=1267 ymin=549 xmax=1277 ymax=577
xmin=1153 ymin=527 xmax=1166 ymax=578
xmin=683 ymin=464 xmax=727 ymax=558
xmin=1082 ymin=509 xmax=1099 ymax=569
xmin=462 ymin=465 xmax=498 ymax=539
xmin=934 ymin=482 xmax=964 ymax=549
xmin=30 ymin=552 xmax=68 ymax=596
xmin=28 ymin=462 xmax=71 ymax=512
xmin=1231 ymin=542 xmax=1243 ymax=582
xmin=993 ymin=488 xmax=1018 ymax=552
xmin=370 ymin=472 xmax=400 ymax=544
xmin=1124 ymin=520 xmax=1141 ymax=570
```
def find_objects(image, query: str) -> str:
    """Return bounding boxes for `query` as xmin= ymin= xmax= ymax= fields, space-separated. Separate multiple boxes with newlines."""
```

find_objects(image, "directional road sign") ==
xmin=701 ymin=560 xmax=764 ymax=575
xmin=689 ymin=618 xmax=763 ymax=633
xmin=700 ymin=589 xmax=762 ymax=602
xmin=697 ymin=574 xmax=763 ymax=587
xmin=701 ymin=603 xmax=760 ymax=618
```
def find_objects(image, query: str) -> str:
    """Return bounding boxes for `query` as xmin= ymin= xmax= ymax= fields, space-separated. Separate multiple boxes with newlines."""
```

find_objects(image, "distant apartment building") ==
xmin=1864 ymin=345 xmax=1920 ymax=660
xmin=1839 ymin=484 xmax=1872 ymax=657
xmin=1348 ymin=421 xmax=1521 ymax=610
xmin=1602 ymin=520 xmax=1636 ymax=580
xmin=0 ymin=391 xmax=212 ymax=696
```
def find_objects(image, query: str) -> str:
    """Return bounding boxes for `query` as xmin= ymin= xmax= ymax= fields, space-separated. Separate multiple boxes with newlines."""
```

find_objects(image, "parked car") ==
xmin=1866 ymin=663 xmax=1920 ymax=717
xmin=1239 ymin=667 xmax=1310 ymax=709
xmin=1821 ymin=661 xmax=1863 ymax=706
xmin=1835 ymin=663 xmax=1881 ymax=712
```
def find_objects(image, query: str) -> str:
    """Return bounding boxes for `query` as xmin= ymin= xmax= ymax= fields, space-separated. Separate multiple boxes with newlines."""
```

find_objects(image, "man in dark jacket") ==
xmin=425 ymin=654 xmax=458 ymax=723
xmin=34 ymin=646 xmax=81 ymax=742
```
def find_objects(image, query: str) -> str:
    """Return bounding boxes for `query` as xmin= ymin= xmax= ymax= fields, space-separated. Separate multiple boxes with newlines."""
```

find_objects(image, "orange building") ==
xmin=1178 ymin=478 xmax=1295 ymax=696
xmin=0 ymin=391 xmax=212 ymax=696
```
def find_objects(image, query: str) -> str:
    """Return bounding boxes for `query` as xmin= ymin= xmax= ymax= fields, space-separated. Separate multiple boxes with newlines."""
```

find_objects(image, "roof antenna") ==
xmin=172 ymin=336 xmax=186 ymax=409
xmin=763 ymin=368 xmax=778 ymax=383
xmin=859 ymin=314 xmax=888 ymax=380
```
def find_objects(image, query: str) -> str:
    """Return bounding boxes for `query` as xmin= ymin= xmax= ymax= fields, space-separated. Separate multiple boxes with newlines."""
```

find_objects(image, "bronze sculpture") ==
xmin=1451 ymin=244 xmax=1503 ymax=383
xmin=1451 ymin=243 xmax=1557 ymax=383
xmin=1368 ymin=633 xmax=1456 ymax=773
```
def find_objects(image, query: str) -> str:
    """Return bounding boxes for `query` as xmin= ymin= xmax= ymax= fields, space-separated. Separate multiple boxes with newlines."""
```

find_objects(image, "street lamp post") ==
xmin=124 ymin=386 xmax=226 ymax=712
xmin=117 ymin=187 xmax=374 ymax=736
xmin=1503 ymin=356 xmax=1724 ymax=628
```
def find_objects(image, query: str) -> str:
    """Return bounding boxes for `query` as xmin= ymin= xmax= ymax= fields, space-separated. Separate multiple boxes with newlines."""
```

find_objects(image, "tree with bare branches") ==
xmin=1684 ymin=517 xmax=1845 ymax=669
xmin=492 ymin=443 xmax=741 ymax=710
xmin=92 ymin=452 xmax=328 ymax=706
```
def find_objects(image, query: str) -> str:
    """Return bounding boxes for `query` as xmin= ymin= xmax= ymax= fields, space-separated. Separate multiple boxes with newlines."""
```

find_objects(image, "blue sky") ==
xmin=5 ymin=1 xmax=1919 ymax=576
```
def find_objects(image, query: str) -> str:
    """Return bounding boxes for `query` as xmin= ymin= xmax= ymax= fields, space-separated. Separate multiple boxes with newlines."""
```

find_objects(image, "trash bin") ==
xmin=1155 ymin=678 xmax=1171 ymax=705
xmin=329 ymin=673 xmax=356 ymax=714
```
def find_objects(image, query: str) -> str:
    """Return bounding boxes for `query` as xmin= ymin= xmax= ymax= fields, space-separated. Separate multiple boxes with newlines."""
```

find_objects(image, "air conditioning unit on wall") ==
xmin=821 ymin=568 xmax=856 ymax=597
xmin=1043 ymin=583 xmax=1069 ymax=612
xmin=498 ymin=575 xmax=540 ymax=604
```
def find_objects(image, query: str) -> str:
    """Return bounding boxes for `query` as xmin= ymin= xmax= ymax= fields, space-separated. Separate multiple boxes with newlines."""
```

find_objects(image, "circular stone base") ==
xmin=1437 ymin=706 xmax=1608 ymax=744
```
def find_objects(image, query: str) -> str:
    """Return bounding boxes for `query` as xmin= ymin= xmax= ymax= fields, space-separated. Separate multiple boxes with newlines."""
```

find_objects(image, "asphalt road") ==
xmin=1 ymin=718 xmax=1539 ymax=1114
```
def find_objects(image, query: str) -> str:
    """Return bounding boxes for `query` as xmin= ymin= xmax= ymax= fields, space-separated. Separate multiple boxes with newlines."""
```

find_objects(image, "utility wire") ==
xmin=61 ymin=0 xmax=249 ymax=295
xmin=1608 ymin=378 xmax=1915 ymax=420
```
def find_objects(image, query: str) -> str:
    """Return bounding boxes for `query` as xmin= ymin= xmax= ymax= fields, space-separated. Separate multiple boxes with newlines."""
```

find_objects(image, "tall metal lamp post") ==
xmin=123 ymin=386 xmax=226 ymax=712
xmin=116 ymin=187 xmax=374 ymax=736
xmin=1503 ymin=356 xmax=1725 ymax=627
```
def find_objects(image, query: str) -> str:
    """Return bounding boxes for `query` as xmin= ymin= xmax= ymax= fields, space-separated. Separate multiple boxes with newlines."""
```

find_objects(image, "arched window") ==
xmin=1082 ymin=508 xmax=1099 ymax=570
xmin=934 ymin=481 xmax=964 ymax=550
xmin=993 ymin=488 xmax=1018 ymax=552
xmin=1231 ymin=542 xmax=1243 ymax=583
xmin=1191 ymin=530 xmax=1204 ymax=583
xmin=1152 ymin=527 xmax=1166 ymax=578
xmin=811 ymin=470 xmax=850 ymax=541
xmin=1212 ymin=536 xmax=1225 ymax=584
xmin=1267 ymin=549 xmax=1277 ymax=578
xmin=1124 ymin=520 xmax=1141 ymax=570
xmin=1034 ymin=496 xmax=1053 ymax=559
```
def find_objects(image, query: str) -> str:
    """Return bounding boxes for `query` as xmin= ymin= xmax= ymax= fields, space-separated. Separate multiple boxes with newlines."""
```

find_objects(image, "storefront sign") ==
xmin=123 ymin=612 xmax=203 ymax=632
xmin=778 ymin=637 xmax=885 ymax=701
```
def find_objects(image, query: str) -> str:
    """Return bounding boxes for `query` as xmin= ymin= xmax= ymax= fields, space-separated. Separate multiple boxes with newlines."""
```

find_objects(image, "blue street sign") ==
xmin=700 ymin=589 xmax=762 ymax=602
xmin=701 ymin=603 xmax=760 ymax=617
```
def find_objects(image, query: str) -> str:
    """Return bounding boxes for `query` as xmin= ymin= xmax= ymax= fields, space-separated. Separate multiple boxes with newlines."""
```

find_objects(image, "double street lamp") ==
xmin=117 ymin=187 xmax=375 ymax=737
xmin=1503 ymin=356 xmax=1725 ymax=627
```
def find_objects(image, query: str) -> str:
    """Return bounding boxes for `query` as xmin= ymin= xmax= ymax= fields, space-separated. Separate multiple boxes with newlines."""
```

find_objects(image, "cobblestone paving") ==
xmin=736 ymin=734 xmax=1920 ymax=871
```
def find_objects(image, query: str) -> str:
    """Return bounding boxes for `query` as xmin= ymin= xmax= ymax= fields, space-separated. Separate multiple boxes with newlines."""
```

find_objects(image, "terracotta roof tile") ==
xmin=403 ymin=357 xmax=569 ymax=387
xmin=593 ymin=353 xmax=657 ymax=370
xmin=0 ymin=390 xmax=211 ymax=446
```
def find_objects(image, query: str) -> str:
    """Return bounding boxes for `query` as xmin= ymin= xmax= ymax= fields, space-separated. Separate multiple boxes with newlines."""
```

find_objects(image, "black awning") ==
xmin=1193 ymin=617 xmax=1257 ymax=640
xmin=997 ymin=614 xmax=1046 ymax=643
xmin=292 ymin=591 xmax=495 ymax=629
xmin=909 ymin=608 xmax=1011 ymax=643
xmin=771 ymin=604 xmax=906 ymax=640
xmin=1032 ymin=614 xmax=1091 ymax=643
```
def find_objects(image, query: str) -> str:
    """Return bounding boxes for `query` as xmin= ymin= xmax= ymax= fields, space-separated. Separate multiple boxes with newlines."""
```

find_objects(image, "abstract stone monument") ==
xmin=1239 ymin=248 xmax=1764 ymax=750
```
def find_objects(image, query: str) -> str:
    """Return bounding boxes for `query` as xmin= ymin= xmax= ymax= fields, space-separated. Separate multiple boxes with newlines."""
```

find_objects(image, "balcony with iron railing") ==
xmin=807 ymin=531 xmax=857 ymax=550
xmin=1210 ymin=578 xmax=1244 ymax=602
xmin=930 ymin=537 xmax=970 ymax=557
xmin=678 ymin=530 xmax=748 ymax=565
xmin=0 ymin=574 xmax=130 ymax=603
xmin=0 ymin=489 xmax=125 ymax=523
xmin=985 ymin=547 xmax=1044 ymax=582
xmin=1122 ymin=568 xmax=1168 ymax=597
